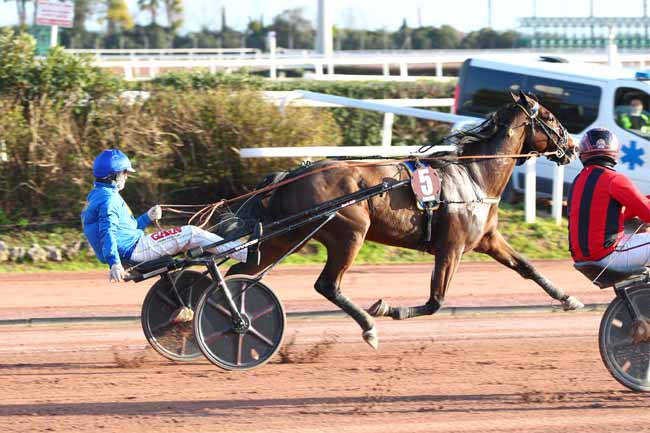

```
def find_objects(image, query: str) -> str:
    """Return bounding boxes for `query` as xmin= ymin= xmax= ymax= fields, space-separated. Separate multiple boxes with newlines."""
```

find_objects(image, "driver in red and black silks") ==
xmin=568 ymin=128 xmax=650 ymax=270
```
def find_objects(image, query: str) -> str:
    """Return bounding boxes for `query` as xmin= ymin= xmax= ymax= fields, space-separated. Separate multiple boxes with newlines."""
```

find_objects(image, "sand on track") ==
xmin=2 ymin=261 xmax=648 ymax=433
xmin=0 ymin=260 xmax=615 ymax=320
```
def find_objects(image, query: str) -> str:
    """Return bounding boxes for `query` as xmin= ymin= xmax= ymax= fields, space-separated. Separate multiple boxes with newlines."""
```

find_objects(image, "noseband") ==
xmin=515 ymin=101 xmax=571 ymax=161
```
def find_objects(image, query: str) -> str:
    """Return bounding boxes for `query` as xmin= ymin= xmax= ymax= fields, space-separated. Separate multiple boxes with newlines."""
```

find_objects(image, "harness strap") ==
xmin=166 ymin=151 xmax=556 ymax=228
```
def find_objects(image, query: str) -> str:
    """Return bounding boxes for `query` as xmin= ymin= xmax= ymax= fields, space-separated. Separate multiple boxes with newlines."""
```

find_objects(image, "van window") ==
xmin=457 ymin=67 xmax=524 ymax=116
xmin=614 ymin=87 xmax=650 ymax=138
xmin=457 ymin=65 xmax=601 ymax=134
xmin=526 ymin=76 xmax=600 ymax=134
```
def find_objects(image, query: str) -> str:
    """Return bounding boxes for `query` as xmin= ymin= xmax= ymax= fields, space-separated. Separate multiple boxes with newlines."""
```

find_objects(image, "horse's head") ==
xmin=508 ymin=91 xmax=576 ymax=166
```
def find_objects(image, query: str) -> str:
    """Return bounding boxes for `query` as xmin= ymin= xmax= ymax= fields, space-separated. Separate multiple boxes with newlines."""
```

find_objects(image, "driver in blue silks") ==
xmin=82 ymin=149 xmax=246 ymax=283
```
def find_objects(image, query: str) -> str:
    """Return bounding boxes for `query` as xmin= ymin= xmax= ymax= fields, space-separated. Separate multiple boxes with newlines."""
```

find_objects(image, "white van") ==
xmin=453 ymin=56 xmax=650 ymax=198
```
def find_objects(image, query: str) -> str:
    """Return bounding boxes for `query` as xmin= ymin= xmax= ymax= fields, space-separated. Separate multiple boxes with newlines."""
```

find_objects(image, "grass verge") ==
xmin=0 ymin=204 xmax=570 ymax=272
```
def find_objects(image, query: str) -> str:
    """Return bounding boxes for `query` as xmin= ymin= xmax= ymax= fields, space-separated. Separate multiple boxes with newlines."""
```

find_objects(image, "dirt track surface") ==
xmin=2 ymin=261 xmax=650 ymax=432
xmin=0 ymin=261 xmax=615 ymax=320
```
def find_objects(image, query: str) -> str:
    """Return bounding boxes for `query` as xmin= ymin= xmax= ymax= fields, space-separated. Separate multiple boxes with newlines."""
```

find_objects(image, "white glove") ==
xmin=147 ymin=205 xmax=162 ymax=221
xmin=109 ymin=263 xmax=125 ymax=283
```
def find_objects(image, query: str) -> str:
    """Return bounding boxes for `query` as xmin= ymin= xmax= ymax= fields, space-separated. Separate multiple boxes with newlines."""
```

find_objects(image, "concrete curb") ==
xmin=0 ymin=303 xmax=608 ymax=326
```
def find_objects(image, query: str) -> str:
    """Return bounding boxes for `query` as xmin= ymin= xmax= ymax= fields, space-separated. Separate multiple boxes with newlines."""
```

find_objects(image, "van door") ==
xmin=610 ymin=85 xmax=650 ymax=194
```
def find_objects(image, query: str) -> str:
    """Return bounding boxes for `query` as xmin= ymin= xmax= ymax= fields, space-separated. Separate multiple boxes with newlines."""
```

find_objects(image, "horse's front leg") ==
xmin=476 ymin=230 xmax=584 ymax=310
xmin=369 ymin=247 xmax=462 ymax=320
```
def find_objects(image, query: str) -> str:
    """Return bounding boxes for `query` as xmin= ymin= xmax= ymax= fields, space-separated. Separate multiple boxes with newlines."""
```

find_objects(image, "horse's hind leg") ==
xmin=476 ymin=230 xmax=584 ymax=310
xmin=226 ymin=236 xmax=300 ymax=277
xmin=313 ymin=219 xmax=379 ymax=349
xmin=369 ymin=246 xmax=463 ymax=320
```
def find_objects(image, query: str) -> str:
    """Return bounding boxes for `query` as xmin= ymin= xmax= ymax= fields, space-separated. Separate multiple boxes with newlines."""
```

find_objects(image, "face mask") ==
xmin=114 ymin=172 xmax=127 ymax=191
xmin=631 ymin=104 xmax=643 ymax=116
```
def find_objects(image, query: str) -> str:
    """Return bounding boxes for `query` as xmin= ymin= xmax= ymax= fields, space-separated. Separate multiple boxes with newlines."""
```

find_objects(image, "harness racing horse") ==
xmin=228 ymin=91 xmax=582 ymax=349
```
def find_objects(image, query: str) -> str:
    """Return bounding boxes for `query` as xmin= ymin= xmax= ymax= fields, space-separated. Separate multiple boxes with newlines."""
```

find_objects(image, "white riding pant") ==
xmin=129 ymin=225 xmax=247 ymax=264
xmin=594 ymin=233 xmax=650 ymax=272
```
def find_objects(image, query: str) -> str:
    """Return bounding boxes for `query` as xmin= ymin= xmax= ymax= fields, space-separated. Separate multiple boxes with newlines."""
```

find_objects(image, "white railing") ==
xmin=78 ymin=48 xmax=650 ymax=81
xmin=67 ymin=48 xmax=262 ymax=58
xmin=242 ymin=90 xmax=565 ymax=224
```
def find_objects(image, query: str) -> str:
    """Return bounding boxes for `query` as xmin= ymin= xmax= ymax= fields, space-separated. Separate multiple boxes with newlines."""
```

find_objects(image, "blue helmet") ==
xmin=93 ymin=149 xmax=135 ymax=178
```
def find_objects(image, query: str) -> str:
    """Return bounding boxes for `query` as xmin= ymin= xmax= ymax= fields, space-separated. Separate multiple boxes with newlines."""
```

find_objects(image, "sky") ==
xmin=0 ymin=0 xmax=648 ymax=34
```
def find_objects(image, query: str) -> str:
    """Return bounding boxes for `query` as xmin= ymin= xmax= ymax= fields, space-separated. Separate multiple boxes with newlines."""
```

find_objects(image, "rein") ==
xmin=162 ymin=149 xmax=559 ymax=229
xmin=163 ymin=100 xmax=571 ymax=228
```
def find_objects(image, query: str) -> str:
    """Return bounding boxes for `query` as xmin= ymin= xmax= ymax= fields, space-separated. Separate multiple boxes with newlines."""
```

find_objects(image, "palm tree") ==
xmin=163 ymin=0 xmax=182 ymax=30
xmin=74 ymin=0 xmax=98 ymax=32
xmin=101 ymin=0 xmax=134 ymax=34
xmin=138 ymin=0 xmax=160 ymax=26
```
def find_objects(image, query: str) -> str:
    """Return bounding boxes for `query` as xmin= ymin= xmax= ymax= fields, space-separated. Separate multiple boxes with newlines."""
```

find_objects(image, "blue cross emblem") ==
xmin=621 ymin=140 xmax=645 ymax=170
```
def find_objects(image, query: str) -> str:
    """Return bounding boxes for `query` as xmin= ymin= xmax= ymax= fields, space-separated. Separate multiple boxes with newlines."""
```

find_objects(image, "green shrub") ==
xmin=145 ymin=71 xmax=456 ymax=147
xmin=0 ymin=29 xmax=122 ymax=108
xmin=0 ymin=30 xmax=452 ymax=222
xmin=147 ymin=70 xmax=265 ymax=91
xmin=124 ymin=89 xmax=340 ymax=207
xmin=0 ymin=89 xmax=340 ymax=220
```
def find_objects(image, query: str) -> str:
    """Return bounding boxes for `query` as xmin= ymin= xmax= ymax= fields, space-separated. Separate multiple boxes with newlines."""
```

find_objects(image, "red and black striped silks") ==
xmin=568 ymin=165 xmax=650 ymax=262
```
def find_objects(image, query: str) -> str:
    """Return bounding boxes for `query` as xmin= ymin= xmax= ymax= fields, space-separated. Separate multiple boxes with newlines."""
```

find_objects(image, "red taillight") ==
xmin=452 ymin=84 xmax=460 ymax=114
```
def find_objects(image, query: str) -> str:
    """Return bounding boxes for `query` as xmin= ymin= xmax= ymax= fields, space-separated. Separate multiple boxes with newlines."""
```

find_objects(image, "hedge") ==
xmin=146 ymin=71 xmax=456 ymax=147
xmin=0 ymin=31 xmax=455 ymax=223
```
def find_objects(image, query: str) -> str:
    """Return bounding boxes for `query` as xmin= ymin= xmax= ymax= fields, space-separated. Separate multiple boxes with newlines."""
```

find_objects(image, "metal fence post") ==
xmin=381 ymin=113 xmax=395 ymax=148
xmin=436 ymin=61 xmax=443 ymax=77
xmin=525 ymin=157 xmax=537 ymax=223
xmin=124 ymin=64 xmax=133 ymax=81
xmin=267 ymin=31 xmax=277 ymax=79
xmin=552 ymin=164 xmax=565 ymax=225
xmin=399 ymin=63 xmax=408 ymax=77
xmin=314 ymin=62 xmax=324 ymax=76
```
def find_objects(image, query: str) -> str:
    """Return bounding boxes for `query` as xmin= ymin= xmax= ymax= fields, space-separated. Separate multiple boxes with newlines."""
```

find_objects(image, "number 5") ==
xmin=417 ymin=168 xmax=434 ymax=196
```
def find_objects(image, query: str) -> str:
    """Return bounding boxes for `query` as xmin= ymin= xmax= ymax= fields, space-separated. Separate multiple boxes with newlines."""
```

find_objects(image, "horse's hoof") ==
xmin=632 ymin=318 xmax=650 ymax=344
xmin=368 ymin=299 xmax=389 ymax=317
xmin=561 ymin=296 xmax=584 ymax=311
xmin=362 ymin=327 xmax=379 ymax=350
xmin=171 ymin=306 xmax=194 ymax=323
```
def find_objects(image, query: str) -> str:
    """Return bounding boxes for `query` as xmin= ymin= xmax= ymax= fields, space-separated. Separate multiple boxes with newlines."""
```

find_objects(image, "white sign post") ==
xmin=35 ymin=0 xmax=74 ymax=48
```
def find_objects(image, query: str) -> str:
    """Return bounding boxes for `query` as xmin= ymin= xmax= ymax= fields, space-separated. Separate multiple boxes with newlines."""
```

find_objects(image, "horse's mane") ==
xmin=433 ymin=103 xmax=518 ymax=156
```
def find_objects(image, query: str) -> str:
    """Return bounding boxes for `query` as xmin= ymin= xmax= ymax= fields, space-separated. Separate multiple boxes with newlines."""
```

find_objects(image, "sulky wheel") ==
xmin=194 ymin=275 xmax=285 ymax=371
xmin=599 ymin=285 xmax=650 ymax=392
xmin=141 ymin=269 xmax=212 ymax=362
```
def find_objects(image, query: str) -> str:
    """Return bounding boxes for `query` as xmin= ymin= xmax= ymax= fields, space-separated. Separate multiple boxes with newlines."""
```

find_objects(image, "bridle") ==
xmin=514 ymin=99 xmax=572 ymax=162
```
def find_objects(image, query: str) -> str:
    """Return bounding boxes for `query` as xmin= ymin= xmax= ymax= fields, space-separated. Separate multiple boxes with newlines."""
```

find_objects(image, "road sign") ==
xmin=35 ymin=0 xmax=74 ymax=28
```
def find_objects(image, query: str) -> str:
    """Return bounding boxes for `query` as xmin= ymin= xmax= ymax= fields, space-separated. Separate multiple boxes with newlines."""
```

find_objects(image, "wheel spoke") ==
xmin=155 ymin=290 xmax=178 ymax=310
xmin=150 ymin=317 xmax=175 ymax=334
xmin=610 ymin=336 xmax=634 ymax=350
xmin=186 ymin=285 xmax=194 ymax=309
xmin=206 ymin=298 xmax=232 ymax=317
xmin=183 ymin=276 xmax=208 ymax=309
xmin=240 ymin=284 xmax=247 ymax=315
xmin=204 ymin=325 xmax=233 ymax=345
xmin=236 ymin=334 xmax=244 ymax=366
xmin=250 ymin=305 xmax=274 ymax=322
xmin=621 ymin=360 xmax=632 ymax=373
xmin=179 ymin=335 xmax=187 ymax=356
xmin=247 ymin=326 xmax=274 ymax=346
